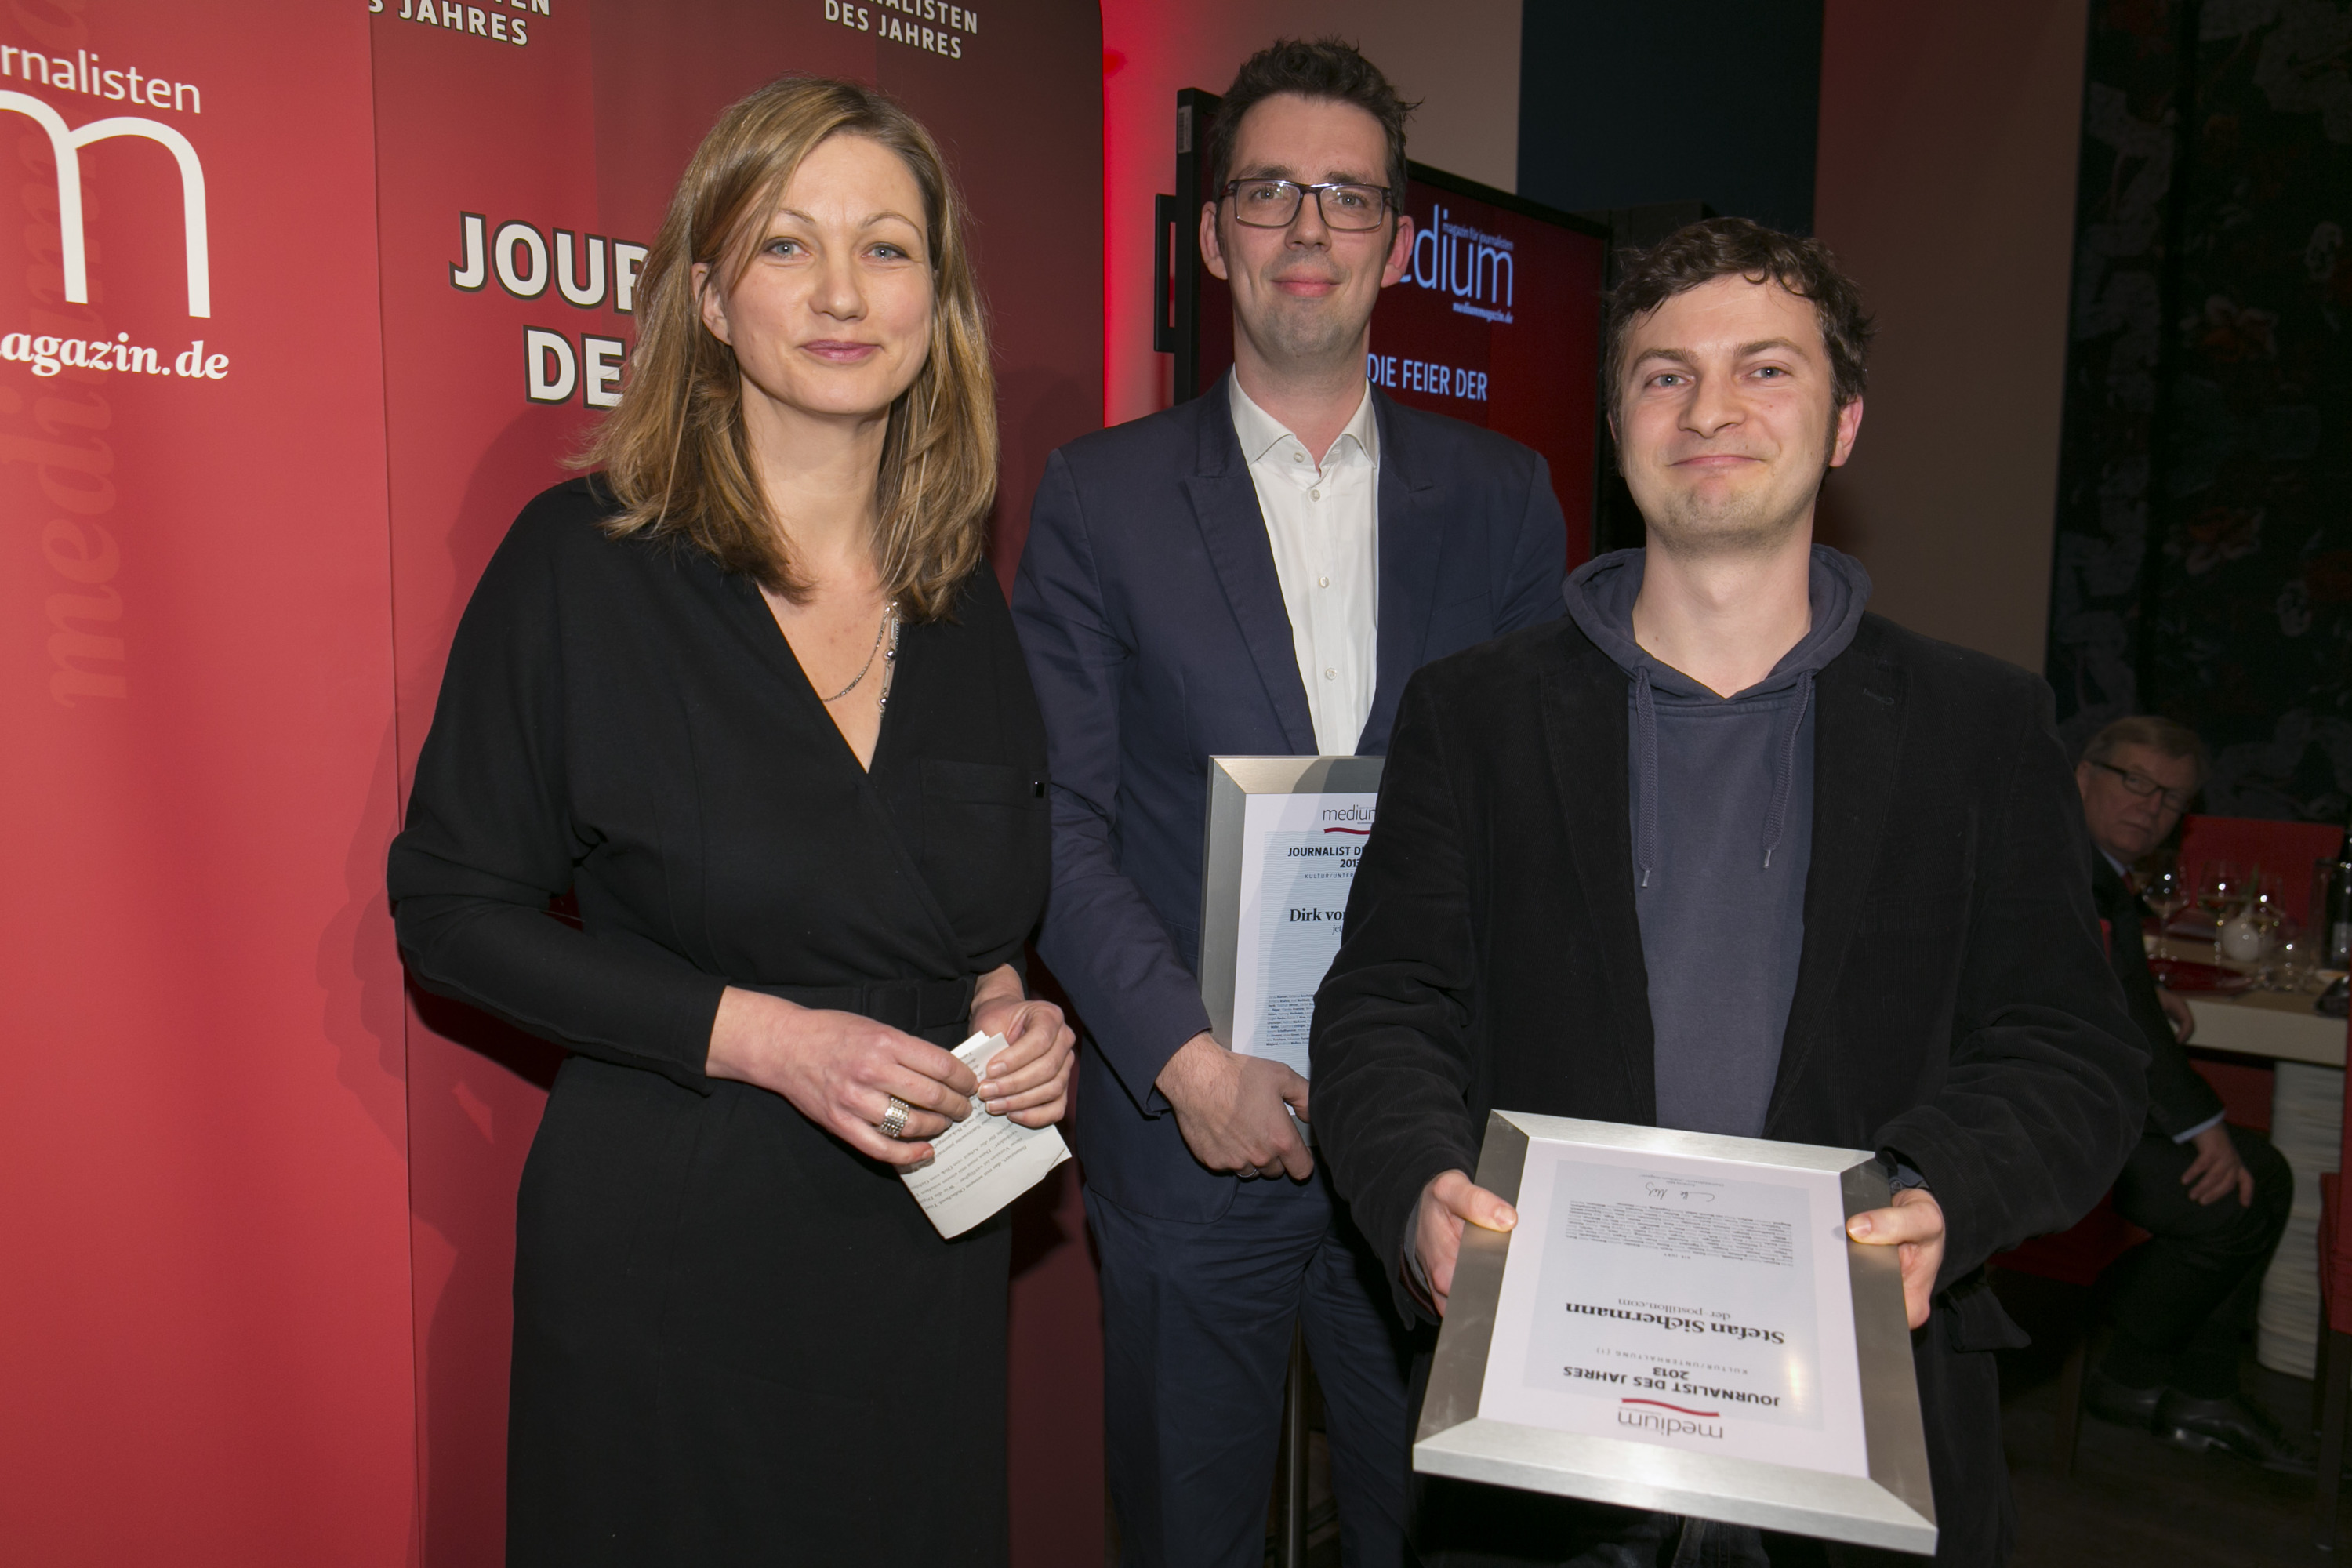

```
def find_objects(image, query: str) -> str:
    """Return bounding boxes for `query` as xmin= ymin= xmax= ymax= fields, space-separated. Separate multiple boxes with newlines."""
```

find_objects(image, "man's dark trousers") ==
xmin=2107 ymin=1125 xmax=2293 ymax=1396
xmin=1089 ymin=1167 xmax=1414 ymax=1568
xmin=2089 ymin=857 xmax=2295 ymax=1395
xmin=1011 ymin=379 xmax=1570 ymax=1568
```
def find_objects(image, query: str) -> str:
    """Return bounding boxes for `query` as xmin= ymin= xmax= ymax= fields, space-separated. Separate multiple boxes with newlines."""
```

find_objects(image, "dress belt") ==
xmin=746 ymin=975 xmax=976 ymax=1033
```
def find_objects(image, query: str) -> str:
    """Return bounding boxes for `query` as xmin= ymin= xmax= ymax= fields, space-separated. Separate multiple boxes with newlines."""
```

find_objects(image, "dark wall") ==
xmin=2045 ymin=0 xmax=2352 ymax=821
xmin=1516 ymin=0 xmax=1824 ymax=234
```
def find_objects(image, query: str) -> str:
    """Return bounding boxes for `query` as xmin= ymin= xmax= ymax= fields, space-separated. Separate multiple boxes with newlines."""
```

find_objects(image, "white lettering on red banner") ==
xmin=822 ymin=0 xmax=978 ymax=59
xmin=0 ymin=42 xmax=202 ymax=113
xmin=372 ymin=0 xmax=546 ymax=49
xmin=447 ymin=212 xmax=644 ymax=407
xmin=1366 ymin=354 xmax=1488 ymax=404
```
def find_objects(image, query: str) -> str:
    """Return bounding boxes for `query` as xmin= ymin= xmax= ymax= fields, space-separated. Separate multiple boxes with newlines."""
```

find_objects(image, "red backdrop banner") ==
xmin=2 ymin=2 xmax=1102 ymax=1563
xmin=0 ymin=2 xmax=415 ymax=1563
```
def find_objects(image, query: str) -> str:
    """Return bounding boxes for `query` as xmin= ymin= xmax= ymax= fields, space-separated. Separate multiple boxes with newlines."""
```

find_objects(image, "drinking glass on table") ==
xmin=2136 ymin=858 xmax=2189 ymax=963
xmin=2273 ymin=916 xmax=2319 ymax=993
xmin=2248 ymin=880 xmax=2287 ymax=985
xmin=2198 ymin=861 xmax=2246 ymax=937
xmin=2317 ymin=857 xmax=2348 ymax=969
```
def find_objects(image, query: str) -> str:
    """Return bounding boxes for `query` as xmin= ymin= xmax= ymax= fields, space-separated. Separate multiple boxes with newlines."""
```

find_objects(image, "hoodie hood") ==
xmin=1562 ymin=544 xmax=1872 ymax=695
xmin=1562 ymin=545 xmax=1873 ymax=884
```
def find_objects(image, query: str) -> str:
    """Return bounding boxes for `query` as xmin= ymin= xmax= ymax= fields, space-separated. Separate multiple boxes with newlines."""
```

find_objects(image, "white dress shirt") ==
xmin=1229 ymin=377 xmax=1380 ymax=757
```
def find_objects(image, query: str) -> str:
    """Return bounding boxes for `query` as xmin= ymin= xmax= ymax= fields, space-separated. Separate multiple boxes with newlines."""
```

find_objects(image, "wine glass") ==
xmin=2274 ymin=916 xmax=2318 ymax=993
xmin=2198 ymin=861 xmax=2245 ymax=946
xmin=2136 ymin=857 xmax=2189 ymax=963
xmin=2248 ymin=880 xmax=2287 ymax=985
xmin=2318 ymin=856 xmax=2352 ymax=970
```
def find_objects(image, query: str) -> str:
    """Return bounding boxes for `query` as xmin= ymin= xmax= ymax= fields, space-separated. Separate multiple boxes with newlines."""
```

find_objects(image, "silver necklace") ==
xmin=820 ymin=601 xmax=901 ymax=706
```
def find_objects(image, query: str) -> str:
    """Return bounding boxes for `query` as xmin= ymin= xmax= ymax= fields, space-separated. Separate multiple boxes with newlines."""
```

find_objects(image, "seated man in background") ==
xmin=2074 ymin=716 xmax=2303 ymax=1470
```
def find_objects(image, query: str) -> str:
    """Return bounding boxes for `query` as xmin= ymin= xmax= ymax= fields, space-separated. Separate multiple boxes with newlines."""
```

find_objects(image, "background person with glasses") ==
xmin=1012 ymin=37 xmax=1569 ymax=1568
xmin=2073 ymin=717 xmax=2304 ymax=1470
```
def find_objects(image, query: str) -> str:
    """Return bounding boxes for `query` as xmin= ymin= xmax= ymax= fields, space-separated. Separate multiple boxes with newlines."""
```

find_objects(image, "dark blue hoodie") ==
xmin=1563 ymin=546 xmax=1872 ymax=1138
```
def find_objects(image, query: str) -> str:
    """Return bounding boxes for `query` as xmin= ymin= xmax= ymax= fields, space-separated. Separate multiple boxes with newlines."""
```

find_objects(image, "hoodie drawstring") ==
xmin=1634 ymin=666 xmax=1660 ymax=889
xmin=1759 ymin=670 xmax=1813 ymax=869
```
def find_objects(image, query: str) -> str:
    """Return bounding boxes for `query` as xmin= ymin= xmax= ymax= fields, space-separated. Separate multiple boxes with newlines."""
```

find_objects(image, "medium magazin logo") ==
xmin=1403 ymin=201 xmax=1514 ymax=325
xmin=1 ymin=34 xmax=216 ymax=713
xmin=0 ymin=89 xmax=209 ymax=320
xmin=1617 ymin=1406 xmax=1725 ymax=1441
xmin=0 ymin=46 xmax=222 ymax=390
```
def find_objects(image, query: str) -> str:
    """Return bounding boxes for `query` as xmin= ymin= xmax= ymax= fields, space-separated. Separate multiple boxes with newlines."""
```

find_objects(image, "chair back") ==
xmin=2193 ymin=1056 xmax=2274 ymax=1133
xmin=1992 ymin=1192 xmax=2146 ymax=1287
xmin=2178 ymin=813 xmax=2342 ymax=926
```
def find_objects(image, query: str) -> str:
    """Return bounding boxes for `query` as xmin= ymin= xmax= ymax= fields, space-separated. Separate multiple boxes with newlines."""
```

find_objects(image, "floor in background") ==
xmin=1994 ymin=1268 xmax=2321 ymax=1565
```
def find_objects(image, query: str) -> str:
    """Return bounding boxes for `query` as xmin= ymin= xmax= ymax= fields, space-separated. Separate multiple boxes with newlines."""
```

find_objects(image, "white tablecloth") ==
xmin=2172 ymin=975 xmax=2344 ymax=1375
xmin=2258 ymin=1060 xmax=2343 ymax=1377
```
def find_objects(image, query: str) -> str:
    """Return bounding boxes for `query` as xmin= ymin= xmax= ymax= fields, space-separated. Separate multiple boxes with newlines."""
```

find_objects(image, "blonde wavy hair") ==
xmin=582 ymin=77 xmax=996 ymax=620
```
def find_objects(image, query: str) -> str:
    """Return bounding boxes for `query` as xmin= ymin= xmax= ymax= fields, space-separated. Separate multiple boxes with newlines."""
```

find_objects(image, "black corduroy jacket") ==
xmin=1309 ymin=610 xmax=2148 ymax=1567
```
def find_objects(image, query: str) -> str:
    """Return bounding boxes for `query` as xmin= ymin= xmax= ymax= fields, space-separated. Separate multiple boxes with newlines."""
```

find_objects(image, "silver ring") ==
xmin=878 ymin=1096 xmax=911 ymax=1140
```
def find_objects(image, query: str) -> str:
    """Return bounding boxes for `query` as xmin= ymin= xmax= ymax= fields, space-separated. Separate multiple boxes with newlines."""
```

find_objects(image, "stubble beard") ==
xmin=1641 ymin=424 xmax=1839 ymax=564
xmin=1243 ymin=267 xmax=1370 ymax=376
xmin=1647 ymin=482 xmax=1809 ymax=562
xmin=1271 ymin=297 xmax=1363 ymax=364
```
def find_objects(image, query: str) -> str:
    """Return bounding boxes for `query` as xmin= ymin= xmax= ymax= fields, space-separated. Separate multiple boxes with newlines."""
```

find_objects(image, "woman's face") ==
xmin=697 ymin=133 xmax=935 ymax=426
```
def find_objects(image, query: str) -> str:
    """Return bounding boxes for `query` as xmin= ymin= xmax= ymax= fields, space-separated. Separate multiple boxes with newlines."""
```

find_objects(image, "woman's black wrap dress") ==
xmin=387 ymin=479 xmax=1049 ymax=1566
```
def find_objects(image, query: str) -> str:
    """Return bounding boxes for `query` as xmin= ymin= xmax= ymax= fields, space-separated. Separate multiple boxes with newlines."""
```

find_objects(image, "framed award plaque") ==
xmin=1197 ymin=755 xmax=1384 ymax=1080
xmin=1415 ymin=1112 xmax=1938 ymax=1556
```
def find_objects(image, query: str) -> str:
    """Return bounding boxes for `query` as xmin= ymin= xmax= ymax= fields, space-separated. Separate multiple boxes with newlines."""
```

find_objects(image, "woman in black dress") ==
xmin=387 ymin=78 xmax=1072 ymax=1566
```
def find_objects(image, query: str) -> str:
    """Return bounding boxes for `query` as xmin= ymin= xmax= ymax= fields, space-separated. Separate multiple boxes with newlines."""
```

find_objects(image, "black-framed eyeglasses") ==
xmin=2092 ymin=760 xmax=2195 ymax=814
xmin=1221 ymin=178 xmax=1395 ymax=232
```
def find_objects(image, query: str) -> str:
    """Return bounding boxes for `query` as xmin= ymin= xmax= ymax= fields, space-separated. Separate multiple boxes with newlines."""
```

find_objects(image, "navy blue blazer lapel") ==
xmin=1181 ymin=386 xmax=1316 ymax=754
xmin=1363 ymin=392 xmax=1442 ymax=753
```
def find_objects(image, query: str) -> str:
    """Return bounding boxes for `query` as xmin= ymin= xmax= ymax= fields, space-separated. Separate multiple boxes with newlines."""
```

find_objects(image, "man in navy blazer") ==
xmin=1012 ymin=40 xmax=1566 ymax=1568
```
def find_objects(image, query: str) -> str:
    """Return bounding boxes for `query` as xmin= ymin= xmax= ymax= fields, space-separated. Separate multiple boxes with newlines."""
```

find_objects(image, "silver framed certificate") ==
xmin=1416 ymin=1112 xmax=1937 ymax=1556
xmin=1198 ymin=755 xmax=1384 ymax=1077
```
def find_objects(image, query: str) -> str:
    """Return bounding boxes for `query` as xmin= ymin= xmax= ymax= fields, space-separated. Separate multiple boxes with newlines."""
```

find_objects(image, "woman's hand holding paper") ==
xmin=706 ymin=986 xmax=975 ymax=1166
xmin=971 ymin=967 xmax=1076 ymax=1127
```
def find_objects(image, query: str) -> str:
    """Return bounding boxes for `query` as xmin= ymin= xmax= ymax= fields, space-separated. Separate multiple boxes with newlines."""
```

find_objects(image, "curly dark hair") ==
xmin=1604 ymin=217 xmax=1874 ymax=423
xmin=1209 ymin=38 xmax=1417 ymax=216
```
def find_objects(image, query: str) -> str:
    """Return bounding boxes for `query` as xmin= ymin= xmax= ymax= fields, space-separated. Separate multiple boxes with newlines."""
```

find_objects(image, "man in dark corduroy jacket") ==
xmin=1310 ymin=219 xmax=2148 ymax=1566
